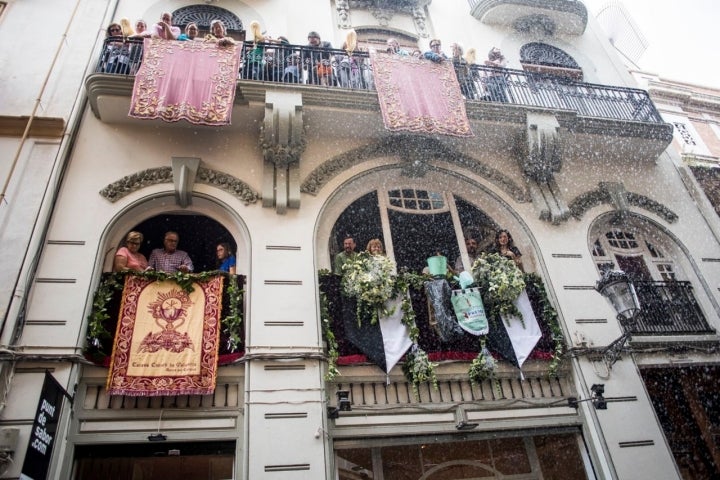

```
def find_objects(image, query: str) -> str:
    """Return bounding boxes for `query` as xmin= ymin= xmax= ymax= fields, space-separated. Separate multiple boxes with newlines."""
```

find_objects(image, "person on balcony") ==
xmin=243 ymin=21 xmax=274 ymax=80
xmin=113 ymin=231 xmax=149 ymax=272
xmin=216 ymin=243 xmax=237 ymax=274
xmin=489 ymin=229 xmax=523 ymax=271
xmin=178 ymin=22 xmax=199 ymax=41
xmin=454 ymin=234 xmax=481 ymax=274
xmin=423 ymin=39 xmax=448 ymax=63
xmin=337 ymin=30 xmax=364 ymax=89
xmin=386 ymin=38 xmax=409 ymax=56
xmin=205 ymin=19 xmax=235 ymax=47
xmin=151 ymin=12 xmax=180 ymax=40
xmin=451 ymin=43 xmax=474 ymax=99
xmin=102 ymin=23 xmax=131 ymax=75
xmin=303 ymin=31 xmax=334 ymax=85
xmin=148 ymin=231 xmax=194 ymax=273
xmin=484 ymin=47 xmax=508 ymax=103
xmin=333 ymin=236 xmax=358 ymax=275
xmin=366 ymin=238 xmax=385 ymax=256
xmin=130 ymin=20 xmax=151 ymax=38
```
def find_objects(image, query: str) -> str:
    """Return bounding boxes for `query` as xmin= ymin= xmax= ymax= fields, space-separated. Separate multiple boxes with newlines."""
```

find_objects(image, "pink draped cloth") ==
xmin=129 ymin=39 xmax=239 ymax=125
xmin=371 ymin=51 xmax=473 ymax=137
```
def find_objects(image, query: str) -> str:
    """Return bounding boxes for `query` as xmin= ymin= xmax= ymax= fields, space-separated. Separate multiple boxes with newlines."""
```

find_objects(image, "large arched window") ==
xmin=172 ymin=4 xmax=245 ymax=40
xmin=520 ymin=42 xmax=582 ymax=81
xmin=324 ymin=169 xmax=520 ymax=274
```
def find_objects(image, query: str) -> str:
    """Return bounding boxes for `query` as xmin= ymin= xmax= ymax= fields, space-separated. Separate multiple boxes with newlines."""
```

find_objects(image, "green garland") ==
xmin=86 ymin=270 xmax=244 ymax=358
xmin=468 ymin=337 xmax=501 ymax=395
xmin=318 ymin=270 xmax=340 ymax=381
xmin=523 ymin=272 xmax=565 ymax=377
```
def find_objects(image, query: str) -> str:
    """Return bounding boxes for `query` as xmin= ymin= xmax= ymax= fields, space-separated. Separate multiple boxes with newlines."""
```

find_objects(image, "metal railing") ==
xmin=631 ymin=280 xmax=713 ymax=335
xmin=94 ymin=37 xmax=664 ymax=123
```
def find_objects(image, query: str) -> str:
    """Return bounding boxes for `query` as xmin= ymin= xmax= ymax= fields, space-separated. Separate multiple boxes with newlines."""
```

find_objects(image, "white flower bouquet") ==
xmin=471 ymin=252 xmax=525 ymax=325
xmin=342 ymin=252 xmax=397 ymax=325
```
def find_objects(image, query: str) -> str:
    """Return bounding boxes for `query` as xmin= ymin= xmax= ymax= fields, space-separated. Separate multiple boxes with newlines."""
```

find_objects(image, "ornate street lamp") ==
xmin=595 ymin=270 xmax=641 ymax=368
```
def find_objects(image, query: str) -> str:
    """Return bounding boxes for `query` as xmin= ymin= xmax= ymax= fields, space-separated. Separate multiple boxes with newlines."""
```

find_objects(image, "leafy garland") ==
xmin=318 ymin=269 xmax=340 ymax=381
xmin=333 ymin=261 xmax=438 ymax=395
xmin=471 ymin=253 xmax=526 ymax=326
xmin=468 ymin=337 xmax=501 ymax=395
xmin=86 ymin=270 xmax=244 ymax=358
xmin=523 ymin=273 xmax=565 ymax=377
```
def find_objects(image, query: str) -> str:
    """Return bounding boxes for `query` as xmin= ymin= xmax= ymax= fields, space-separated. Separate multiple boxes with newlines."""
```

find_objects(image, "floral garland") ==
xmin=341 ymin=252 xmax=396 ymax=325
xmin=471 ymin=253 xmax=526 ymax=326
xmin=468 ymin=338 xmax=501 ymax=395
xmin=402 ymin=344 xmax=438 ymax=398
xmin=86 ymin=270 xmax=244 ymax=359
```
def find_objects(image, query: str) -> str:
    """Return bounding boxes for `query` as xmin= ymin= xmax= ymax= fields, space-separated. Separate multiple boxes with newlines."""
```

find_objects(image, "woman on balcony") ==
xmin=102 ymin=23 xmax=131 ymax=75
xmin=216 ymin=243 xmax=237 ymax=275
xmin=489 ymin=229 xmax=523 ymax=272
xmin=484 ymin=47 xmax=508 ymax=103
xmin=113 ymin=231 xmax=149 ymax=272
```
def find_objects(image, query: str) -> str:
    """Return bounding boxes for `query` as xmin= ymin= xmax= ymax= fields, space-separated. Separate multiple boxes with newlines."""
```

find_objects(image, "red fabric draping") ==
xmin=129 ymin=39 xmax=239 ymax=125
xmin=371 ymin=51 xmax=473 ymax=137
xmin=106 ymin=276 xmax=223 ymax=396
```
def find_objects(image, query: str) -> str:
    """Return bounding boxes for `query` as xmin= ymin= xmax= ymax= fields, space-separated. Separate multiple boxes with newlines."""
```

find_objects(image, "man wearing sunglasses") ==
xmin=423 ymin=39 xmax=448 ymax=63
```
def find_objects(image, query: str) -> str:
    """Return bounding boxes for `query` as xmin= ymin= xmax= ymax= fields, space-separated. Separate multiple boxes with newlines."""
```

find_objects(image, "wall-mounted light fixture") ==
xmin=327 ymin=390 xmax=351 ymax=419
xmin=595 ymin=270 xmax=641 ymax=369
xmin=568 ymin=384 xmax=607 ymax=410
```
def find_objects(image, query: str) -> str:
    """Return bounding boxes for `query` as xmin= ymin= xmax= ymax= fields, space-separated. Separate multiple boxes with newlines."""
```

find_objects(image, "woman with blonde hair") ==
xmin=366 ymin=238 xmax=385 ymax=256
xmin=113 ymin=231 xmax=149 ymax=272
xmin=338 ymin=29 xmax=364 ymax=89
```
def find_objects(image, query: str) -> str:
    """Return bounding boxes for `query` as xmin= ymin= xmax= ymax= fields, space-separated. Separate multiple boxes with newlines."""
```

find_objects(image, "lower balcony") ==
xmin=468 ymin=0 xmax=588 ymax=36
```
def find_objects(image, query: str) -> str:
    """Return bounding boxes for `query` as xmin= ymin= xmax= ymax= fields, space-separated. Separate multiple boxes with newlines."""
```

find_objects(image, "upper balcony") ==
xmin=468 ymin=0 xmax=588 ymax=36
xmin=85 ymin=38 xmax=672 ymax=162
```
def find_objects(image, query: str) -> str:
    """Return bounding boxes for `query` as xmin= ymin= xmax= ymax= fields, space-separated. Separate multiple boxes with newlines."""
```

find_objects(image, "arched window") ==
xmin=355 ymin=28 xmax=418 ymax=54
xmin=589 ymin=215 xmax=712 ymax=334
xmin=326 ymin=171 xmax=508 ymax=274
xmin=172 ymin=4 xmax=245 ymax=41
xmin=520 ymin=42 xmax=582 ymax=80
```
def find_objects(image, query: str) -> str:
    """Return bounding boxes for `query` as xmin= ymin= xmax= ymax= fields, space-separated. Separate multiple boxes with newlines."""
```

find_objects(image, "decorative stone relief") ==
xmin=336 ymin=0 xmax=352 ymax=28
xmin=568 ymin=182 xmax=678 ymax=224
xmin=260 ymin=91 xmax=305 ymax=214
xmin=412 ymin=6 xmax=429 ymax=38
xmin=300 ymin=135 xmax=530 ymax=203
xmin=99 ymin=166 xmax=260 ymax=205
xmin=521 ymin=113 xmax=563 ymax=183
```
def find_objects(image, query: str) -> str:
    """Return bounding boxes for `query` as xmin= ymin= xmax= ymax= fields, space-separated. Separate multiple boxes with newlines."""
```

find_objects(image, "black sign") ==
xmin=20 ymin=371 xmax=71 ymax=480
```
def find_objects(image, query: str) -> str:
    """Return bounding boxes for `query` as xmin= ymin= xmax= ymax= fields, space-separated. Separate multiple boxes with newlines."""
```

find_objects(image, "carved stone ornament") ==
xmin=412 ymin=6 xmax=429 ymax=38
xmin=336 ymin=0 xmax=352 ymax=28
xmin=568 ymin=182 xmax=678 ymax=224
xmin=99 ymin=166 xmax=260 ymax=205
xmin=520 ymin=113 xmax=563 ymax=183
xmin=300 ymin=134 xmax=529 ymax=203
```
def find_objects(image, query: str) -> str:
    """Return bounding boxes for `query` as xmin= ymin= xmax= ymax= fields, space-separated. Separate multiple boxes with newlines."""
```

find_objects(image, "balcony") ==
xmin=468 ymin=0 xmax=588 ymax=36
xmin=631 ymin=280 xmax=714 ymax=335
xmin=85 ymin=38 xmax=672 ymax=161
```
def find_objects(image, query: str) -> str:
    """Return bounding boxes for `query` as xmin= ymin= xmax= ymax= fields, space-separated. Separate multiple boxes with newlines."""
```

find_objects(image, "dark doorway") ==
xmin=74 ymin=441 xmax=235 ymax=480
xmin=615 ymin=255 xmax=652 ymax=281
xmin=641 ymin=366 xmax=720 ymax=479
xmin=128 ymin=214 xmax=236 ymax=272
xmin=330 ymin=191 xmax=383 ymax=258
xmin=388 ymin=209 xmax=458 ymax=273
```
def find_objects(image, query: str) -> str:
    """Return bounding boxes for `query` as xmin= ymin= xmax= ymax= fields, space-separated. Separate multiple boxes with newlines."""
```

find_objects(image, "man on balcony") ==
xmin=148 ymin=231 xmax=194 ymax=273
xmin=333 ymin=236 xmax=357 ymax=275
xmin=304 ymin=31 xmax=334 ymax=85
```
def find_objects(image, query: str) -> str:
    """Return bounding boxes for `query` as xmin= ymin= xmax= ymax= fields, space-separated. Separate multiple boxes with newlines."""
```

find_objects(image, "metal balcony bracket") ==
xmin=171 ymin=157 xmax=201 ymax=208
xmin=260 ymin=91 xmax=306 ymax=215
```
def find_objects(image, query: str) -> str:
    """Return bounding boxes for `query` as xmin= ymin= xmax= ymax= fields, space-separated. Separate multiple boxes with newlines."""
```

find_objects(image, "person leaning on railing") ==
xmin=102 ymin=23 xmax=131 ymax=74
xmin=303 ymin=31 xmax=334 ymax=86
xmin=205 ymin=19 xmax=236 ymax=47
xmin=423 ymin=39 xmax=448 ymax=63
xmin=484 ymin=47 xmax=508 ymax=103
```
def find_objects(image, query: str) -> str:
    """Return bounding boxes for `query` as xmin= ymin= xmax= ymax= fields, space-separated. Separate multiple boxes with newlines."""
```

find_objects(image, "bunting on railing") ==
xmin=129 ymin=39 xmax=239 ymax=125
xmin=371 ymin=51 xmax=473 ymax=137
xmin=106 ymin=275 xmax=223 ymax=396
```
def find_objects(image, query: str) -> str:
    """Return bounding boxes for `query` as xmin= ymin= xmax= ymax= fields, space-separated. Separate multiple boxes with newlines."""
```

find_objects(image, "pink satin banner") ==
xmin=371 ymin=51 xmax=473 ymax=137
xmin=129 ymin=39 xmax=239 ymax=125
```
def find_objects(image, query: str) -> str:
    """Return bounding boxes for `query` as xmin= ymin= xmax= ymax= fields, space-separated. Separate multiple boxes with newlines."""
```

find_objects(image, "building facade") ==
xmin=0 ymin=0 xmax=718 ymax=478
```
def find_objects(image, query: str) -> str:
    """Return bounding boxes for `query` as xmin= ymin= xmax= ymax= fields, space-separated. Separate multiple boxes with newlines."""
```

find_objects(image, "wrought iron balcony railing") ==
xmin=631 ymin=280 xmax=713 ymax=335
xmin=93 ymin=37 xmax=664 ymax=124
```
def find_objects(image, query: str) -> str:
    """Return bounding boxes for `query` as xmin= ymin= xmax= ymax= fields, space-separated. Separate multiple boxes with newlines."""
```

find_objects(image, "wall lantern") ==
xmin=595 ymin=270 xmax=641 ymax=369
xmin=327 ymin=390 xmax=352 ymax=419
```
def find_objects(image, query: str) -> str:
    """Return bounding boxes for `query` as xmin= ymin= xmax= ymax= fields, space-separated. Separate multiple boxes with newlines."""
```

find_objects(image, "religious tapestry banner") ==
xmin=371 ymin=51 xmax=473 ymax=137
xmin=129 ymin=39 xmax=239 ymax=125
xmin=107 ymin=275 xmax=224 ymax=396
